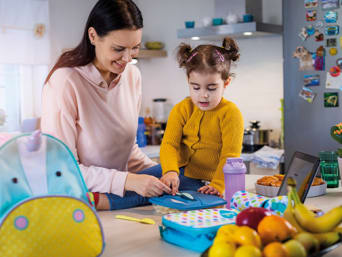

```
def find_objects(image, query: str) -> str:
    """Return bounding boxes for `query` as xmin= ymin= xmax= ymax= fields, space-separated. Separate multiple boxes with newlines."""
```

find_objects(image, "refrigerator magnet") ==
xmin=293 ymin=46 xmax=314 ymax=71
xmin=306 ymin=25 xmax=316 ymax=36
xmin=299 ymin=87 xmax=316 ymax=103
xmin=305 ymin=0 xmax=318 ymax=8
xmin=304 ymin=74 xmax=320 ymax=87
xmin=321 ymin=0 xmax=339 ymax=10
xmin=324 ymin=92 xmax=339 ymax=107
xmin=336 ymin=58 xmax=342 ymax=68
xmin=314 ymin=46 xmax=325 ymax=71
xmin=306 ymin=10 xmax=317 ymax=21
xmin=327 ymin=38 xmax=337 ymax=47
xmin=299 ymin=27 xmax=309 ymax=40
xmin=329 ymin=47 xmax=338 ymax=56
xmin=325 ymin=25 xmax=339 ymax=36
xmin=314 ymin=20 xmax=324 ymax=28
xmin=326 ymin=71 xmax=342 ymax=90
xmin=329 ymin=66 xmax=341 ymax=77
xmin=324 ymin=11 xmax=337 ymax=23
xmin=314 ymin=30 xmax=324 ymax=41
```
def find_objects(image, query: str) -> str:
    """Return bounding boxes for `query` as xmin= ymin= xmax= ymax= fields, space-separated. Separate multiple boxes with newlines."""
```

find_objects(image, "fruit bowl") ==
xmin=200 ymin=237 xmax=342 ymax=257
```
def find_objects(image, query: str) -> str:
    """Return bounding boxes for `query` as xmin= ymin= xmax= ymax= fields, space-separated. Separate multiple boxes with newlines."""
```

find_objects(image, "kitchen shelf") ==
xmin=137 ymin=49 xmax=167 ymax=59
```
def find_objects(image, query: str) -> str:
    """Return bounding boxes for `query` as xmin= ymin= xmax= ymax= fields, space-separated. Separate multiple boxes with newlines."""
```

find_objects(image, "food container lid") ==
xmin=223 ymin=158 xmax=246 ymax=174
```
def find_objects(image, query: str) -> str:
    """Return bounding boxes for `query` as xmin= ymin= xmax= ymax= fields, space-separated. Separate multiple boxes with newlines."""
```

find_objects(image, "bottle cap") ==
xmin=223 ymin=157 xmax=246 ymax=174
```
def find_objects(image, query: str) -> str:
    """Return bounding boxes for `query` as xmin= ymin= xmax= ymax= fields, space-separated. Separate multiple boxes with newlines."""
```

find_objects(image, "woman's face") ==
xmin=188 ymin=71 xmax=230 ymax=111
xmin=89 ymin=28 xmax=142 ymax=75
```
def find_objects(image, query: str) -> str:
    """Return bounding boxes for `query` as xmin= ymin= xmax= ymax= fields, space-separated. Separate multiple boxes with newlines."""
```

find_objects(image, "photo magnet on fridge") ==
xmin=324 ymin=92 xmax=339 ymax=107
xmin=307 ymin=10 xmax=317 ymax=21
xmin=299 ymin=87 xmax=316 ymax=103
xmin=325 ymin=70 xmax=342 ymax=90
xmin=325 ymin=25 xmax=339 ymax=35
xmin=305 ymin=0 xmax=318 ymax=8
xmin=327 ymin=38 xmax=337 ymax=47
xmin=314 ymin=30 xmax=324 ymax=41
xmin=324 ymin=11 xmax=337 ymax=23
xmin=313 ymin=46 xmax=325 ymax=71
xmin=304 ymin=74 xmax=320 ymax=87
xmin=293 ymin=46 xmax=314 ymax=71
xmin=321 ymin=0 xmax=339 ymax=10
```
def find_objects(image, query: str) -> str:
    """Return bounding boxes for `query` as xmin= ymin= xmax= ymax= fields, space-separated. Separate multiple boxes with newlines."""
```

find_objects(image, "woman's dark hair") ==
xmin=45 ymin=0 xmax=143 ymax=84
xmin=176 ymin=37 xmax=239 ymax=81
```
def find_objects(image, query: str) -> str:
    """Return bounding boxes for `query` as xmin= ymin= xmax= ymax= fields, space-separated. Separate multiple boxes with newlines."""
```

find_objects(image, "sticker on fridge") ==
xmin=324 ymin=92 xmax=339 ymax=107
xmin=324 ymin=11 xmax=337 ymax=23
xmin=305 ymin=0 xmax=318 ymax=8
xmin=299 ymin=87 xmax=316 ymax=103
xmin=293 ymin=46 xmax=314 ymax=71
xmin=306 ymin=10 xmax=317 ymax=21
xmin=313 ymin=46 xmax=325 ymax=71
xmin=326 ymin=70 xmax=342 ymax=90
xmin=321 ymin=0 xmax=339 ymax=10
xmin=304 ymin=74 xmax=320 ymax=87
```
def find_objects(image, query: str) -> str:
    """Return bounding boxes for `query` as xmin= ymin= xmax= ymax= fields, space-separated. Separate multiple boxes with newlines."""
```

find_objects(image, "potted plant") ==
xmin=331 ymin=122 xmax=342 ymax=171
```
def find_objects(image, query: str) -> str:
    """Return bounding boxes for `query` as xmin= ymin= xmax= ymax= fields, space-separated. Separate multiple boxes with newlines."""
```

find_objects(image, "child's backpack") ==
xmin=0 ymin=131 xmax=104 ymax=257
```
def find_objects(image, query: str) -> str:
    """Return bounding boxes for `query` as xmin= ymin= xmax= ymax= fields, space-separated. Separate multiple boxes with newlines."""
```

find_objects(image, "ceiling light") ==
xmin=191 ymin=36 xmax=200 ymax=41
xmin=243 ymin=32 xmax=253 ymax=36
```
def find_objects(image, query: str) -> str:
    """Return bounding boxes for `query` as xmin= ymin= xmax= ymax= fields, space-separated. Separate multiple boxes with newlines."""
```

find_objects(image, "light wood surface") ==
xmin=98 ymin=175 xmax=342 ymax=257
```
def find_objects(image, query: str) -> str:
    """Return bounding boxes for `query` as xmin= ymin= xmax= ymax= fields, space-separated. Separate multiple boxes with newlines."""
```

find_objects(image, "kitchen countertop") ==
xmin=98 ymin=175 xmax=342 ymax=257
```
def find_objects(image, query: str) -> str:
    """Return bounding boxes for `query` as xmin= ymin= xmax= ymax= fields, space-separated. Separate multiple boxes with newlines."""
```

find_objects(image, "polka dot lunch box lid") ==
xmin=161 ymin=208 xmax=240 ymax=236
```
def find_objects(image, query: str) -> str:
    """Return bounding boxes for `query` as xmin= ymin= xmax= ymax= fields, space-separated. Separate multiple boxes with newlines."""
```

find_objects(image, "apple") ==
xmin=236 ymin=207 xmax=272 ymax=230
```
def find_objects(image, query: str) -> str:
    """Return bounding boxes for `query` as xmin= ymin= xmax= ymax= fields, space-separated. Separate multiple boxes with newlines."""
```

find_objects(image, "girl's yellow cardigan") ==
xmin=160 ymin=97 xmax=244 ymax=193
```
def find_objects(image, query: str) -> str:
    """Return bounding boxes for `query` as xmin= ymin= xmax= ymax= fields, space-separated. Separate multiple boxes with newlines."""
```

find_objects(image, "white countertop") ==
xmin=98 ymin=175 xmax=342 ymax=257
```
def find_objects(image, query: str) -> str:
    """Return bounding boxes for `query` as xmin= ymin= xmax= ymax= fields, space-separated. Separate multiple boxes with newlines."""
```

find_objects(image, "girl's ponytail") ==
xmin=177 ymin=43 xmax=193 ymax=68
xmin=222 ymin=37 xmax=240 ymax=62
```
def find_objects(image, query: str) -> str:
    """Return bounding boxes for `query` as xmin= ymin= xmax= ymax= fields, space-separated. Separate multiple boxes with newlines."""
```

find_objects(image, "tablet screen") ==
xmin=277 ymin=152 xmax=320 ymax=202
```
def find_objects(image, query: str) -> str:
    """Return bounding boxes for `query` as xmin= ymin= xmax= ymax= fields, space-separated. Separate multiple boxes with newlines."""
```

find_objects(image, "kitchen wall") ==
xmin=135 ymin=0 xmax=283 ymax=143
xmin=48 ymin=0 xmax=283 ymax=143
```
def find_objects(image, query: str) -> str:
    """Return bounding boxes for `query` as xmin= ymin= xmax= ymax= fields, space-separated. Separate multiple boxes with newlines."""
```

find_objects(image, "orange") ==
xmin=263 ymin=242 xmax=289 ymax=257
xmin=257 ymin=215 xmax=297 ymax=245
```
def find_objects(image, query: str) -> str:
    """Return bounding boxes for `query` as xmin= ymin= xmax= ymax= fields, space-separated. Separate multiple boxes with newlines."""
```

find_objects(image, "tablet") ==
xmin=277 ymin=151 xmax=320 ymax=202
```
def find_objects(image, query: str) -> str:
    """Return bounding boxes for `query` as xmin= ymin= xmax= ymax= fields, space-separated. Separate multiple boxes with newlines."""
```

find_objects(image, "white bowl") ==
xmin=255 ymin=182 xmax=327 ymax=198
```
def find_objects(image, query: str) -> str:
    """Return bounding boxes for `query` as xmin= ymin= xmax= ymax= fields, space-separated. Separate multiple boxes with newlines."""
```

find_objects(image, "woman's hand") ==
xmin=125 ymin=173 xmax=171 ymax=197
xmin=160 ymin=171 xmax=180 ymax=195
xmin=198 ymin=185 xmax=222 ymax=197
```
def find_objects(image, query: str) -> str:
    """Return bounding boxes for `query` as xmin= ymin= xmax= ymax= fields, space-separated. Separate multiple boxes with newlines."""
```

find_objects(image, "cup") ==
xmin=223 ymin=158 xmax=246 ymax=208
xmin=185 ymin=21 xmax=195 ymax=28
xmin=320 ymin=161 xmax=339 ymax=188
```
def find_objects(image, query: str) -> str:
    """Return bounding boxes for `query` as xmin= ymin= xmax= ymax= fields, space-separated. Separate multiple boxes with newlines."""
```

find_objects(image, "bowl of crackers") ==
xmin=255 ymin=174 xmax=326 ymax=197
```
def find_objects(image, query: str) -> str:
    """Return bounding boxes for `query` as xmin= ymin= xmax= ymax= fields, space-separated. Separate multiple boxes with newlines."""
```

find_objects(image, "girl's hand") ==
xmin=160 ymin=171 xmax=180 ymax=195
xmin=125 ymin=173 xmax=171 ymax=197
xmin=198 ymin=185 xmax=222 ymax=197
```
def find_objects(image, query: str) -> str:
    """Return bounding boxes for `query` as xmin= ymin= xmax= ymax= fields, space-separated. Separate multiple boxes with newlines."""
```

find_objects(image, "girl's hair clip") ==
xmin=186 ymin=52 xmax=198 ymax=63
xmin=215 ymin=49 xmax=225 ymax=62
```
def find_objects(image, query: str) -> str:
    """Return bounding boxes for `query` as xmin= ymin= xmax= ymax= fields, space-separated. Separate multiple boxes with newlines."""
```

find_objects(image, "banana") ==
xmin=283 ymin=188 xmax=305 ymax=233
xmin=312 ymin=231 xmax=340 ymax=249
xmin=288 ymin=177 xmax=342 ymax=233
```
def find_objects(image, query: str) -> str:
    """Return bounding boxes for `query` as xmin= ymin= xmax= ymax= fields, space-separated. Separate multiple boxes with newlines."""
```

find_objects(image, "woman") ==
xmin=41 ymin=0 xmax=171 ymax=210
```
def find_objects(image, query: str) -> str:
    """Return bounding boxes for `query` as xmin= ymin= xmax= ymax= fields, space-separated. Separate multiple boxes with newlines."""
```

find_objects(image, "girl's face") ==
xmin=188 ymin=71 xmax=230 ymax=111
xmin=89 ymin=28 xmax=142 ymax=75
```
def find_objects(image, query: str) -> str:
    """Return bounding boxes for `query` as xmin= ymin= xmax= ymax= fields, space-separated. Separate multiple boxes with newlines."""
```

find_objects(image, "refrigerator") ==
xmin=283 ymin=0 xmax=342 ymax=167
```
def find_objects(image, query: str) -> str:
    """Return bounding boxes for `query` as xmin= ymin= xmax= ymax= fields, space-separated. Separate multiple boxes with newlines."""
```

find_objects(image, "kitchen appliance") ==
xmin=283 ymin=0 xmax=342 ymax=168
xmin=243 ymin=120 xmax=272 ymax=153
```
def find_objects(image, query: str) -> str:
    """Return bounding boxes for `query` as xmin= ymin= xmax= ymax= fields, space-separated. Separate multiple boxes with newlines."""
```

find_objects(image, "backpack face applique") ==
xmin=0 ymin=131 xmax=104 ymax=257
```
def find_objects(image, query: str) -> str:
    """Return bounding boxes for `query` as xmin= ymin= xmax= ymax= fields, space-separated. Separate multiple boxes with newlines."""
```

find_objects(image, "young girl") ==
xmin=160 ymin=37 xmax=244 ymax=196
